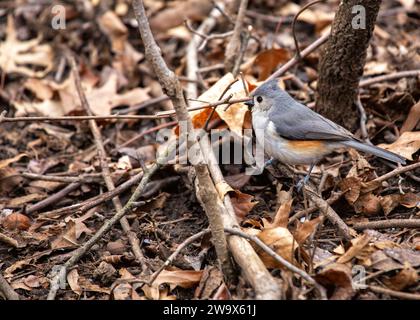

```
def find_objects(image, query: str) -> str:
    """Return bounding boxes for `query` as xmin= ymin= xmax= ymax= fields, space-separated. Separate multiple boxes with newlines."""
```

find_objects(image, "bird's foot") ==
xmin=264 ymin=157 xmax=278 ymax=169
xmin=296 ymin=174 xmax=311 ymax=193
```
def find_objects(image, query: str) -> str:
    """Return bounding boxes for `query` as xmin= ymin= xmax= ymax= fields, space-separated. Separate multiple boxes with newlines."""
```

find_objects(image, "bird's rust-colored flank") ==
xmin=287 ymin=140 xmax=327 ymax=154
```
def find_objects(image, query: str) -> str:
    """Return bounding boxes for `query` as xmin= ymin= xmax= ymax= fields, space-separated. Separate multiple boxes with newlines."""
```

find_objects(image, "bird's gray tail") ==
xmin=341 ymin=140 xmax=406 ymax=164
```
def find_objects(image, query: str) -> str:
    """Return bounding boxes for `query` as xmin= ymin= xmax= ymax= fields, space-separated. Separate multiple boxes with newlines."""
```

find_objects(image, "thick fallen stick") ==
xmin=133 ymin=0 xmax=282 ymax=299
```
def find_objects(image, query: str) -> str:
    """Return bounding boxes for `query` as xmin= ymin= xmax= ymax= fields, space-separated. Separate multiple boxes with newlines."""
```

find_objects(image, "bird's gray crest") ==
xmin=252 ymin=78 xmax=285 ymax=99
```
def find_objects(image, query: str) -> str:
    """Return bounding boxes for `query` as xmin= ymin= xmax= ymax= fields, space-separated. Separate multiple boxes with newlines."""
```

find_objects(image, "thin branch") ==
xmin=353 ymin=219 xmax=420 ymax=230
xmin=132 ymin=0 xmax=235 ymax=283
xmin=0 ymin=232 xmax=19 ymax=248
xmin=267 ymin=32 xmax=330 ymax=81
xmin=291 ymin=0 xmax=325 ymax=59
xmin=69 ymin=55 xmax=148 ymax=272
xmin=368 ymin=162 xmax=420 ymax=186
xmin=0 ymin=272 xmax=19 ymax=300
xmin=288 ymin=192 xmax=343 ymax=225
xmin=47 ymin=162 xmax=160 ymax=300
xmin=26 ymin=182 xmax=81 ymax=214
xmin=360 ymin=285 xmax=420 ymax=300
xmin=355 ymin=95 xmax=371 ymax=143
xmin=224 ymin=0 xmax=249 ymax=75
xmin=133 ymin=0 xmax=282 ymax=299
xmin=359 ymin=69 xmax=420 ymax=87
xmin=148 ymin=229 xmax=210 ymax=287
xmin=118 ymin=95 xmax=169 ymax=114
xmin=0 ymin=114 xmax=163 ymax=123
xmin=224 ymin=227 xmax=327 ymax=300
xmin=304 ymin=186 xmax=355 ymax=241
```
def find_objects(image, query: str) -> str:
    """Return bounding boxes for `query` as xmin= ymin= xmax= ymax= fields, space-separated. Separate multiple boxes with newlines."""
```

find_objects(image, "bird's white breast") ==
xmin=252 ymin=111 xmax=333 ymax=165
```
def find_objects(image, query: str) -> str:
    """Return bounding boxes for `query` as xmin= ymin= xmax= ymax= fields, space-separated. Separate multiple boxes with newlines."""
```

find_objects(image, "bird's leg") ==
xmin=264 ymin=157 xmax=278 ymax=168
xmin=296 ymin=163 xmax=315 ymax=192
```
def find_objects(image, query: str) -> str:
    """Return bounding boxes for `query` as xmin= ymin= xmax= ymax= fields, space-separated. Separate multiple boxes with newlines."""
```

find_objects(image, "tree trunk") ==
xmin=316 ymin=0 xmax=381 ymax=131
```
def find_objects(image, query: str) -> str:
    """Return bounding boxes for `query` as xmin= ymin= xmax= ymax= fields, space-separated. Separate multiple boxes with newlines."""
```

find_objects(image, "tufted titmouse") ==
xmin=245 ymin=79 xmax=406 ymax=187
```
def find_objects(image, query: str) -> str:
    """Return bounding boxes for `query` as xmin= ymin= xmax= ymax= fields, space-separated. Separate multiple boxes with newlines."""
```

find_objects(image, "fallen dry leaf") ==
xmin=0 ymin=153 xmax=28 ymax=170
xmin=384 ymin=263 xmax=418 ymax=291
xmin=14 ymin=69 xmax=150 ymax=117
xmin=141 ymin=269 xmax=203 ymax=300
xmin=380 ymin=193 xmax=419 ymax=216
xmin=188 ymin=73 xmax=250 ymax=137
xmin=98 ymin=11 xmax=144 ymax=77
xmin=230 ymin=191 xmax=257 ymax=220
xmin=67 ymin=269 xmax=82 ymax=296
xmin=2 ymin=212 xmax=31 ymax=231
xmin=149 ymin=0 xmax=213 ymax=32
xmin=378 ymin=131 xmax=420 ymax=160
xmin=315 ymin=263 xmax=355 ymax=300
xmin=337 ymin=233 xmax=372 ymax=264
xmin=253 ymin=48 xmax=290 ymax=81
xmin=294 ymin=216 xmax=323 ymax=245
xmin=51 ymin=219 xmax=92 ymax=250
xmin=247 ymin=226 xmax=298 ymax=269
xmin=354 ymin=193 xmax=382 ymax=215
xmin=0 ymin=16 xmax=54 ymax=77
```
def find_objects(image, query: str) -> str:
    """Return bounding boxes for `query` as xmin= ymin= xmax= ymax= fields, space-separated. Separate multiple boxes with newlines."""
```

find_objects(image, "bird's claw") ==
xmin=264 ymin=158 xmax=277 ymax=168
xmin=296 ymin=174 xmax=310 ymax=193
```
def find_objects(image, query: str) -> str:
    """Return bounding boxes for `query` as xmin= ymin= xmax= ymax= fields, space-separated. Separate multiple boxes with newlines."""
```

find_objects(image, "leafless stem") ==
xmin=291 ymin=0 xmax=325 ymax=59
xmin=47 ymin=162 xmax=160 ymax=300
xmin=359 ymin=69 xmax=420 ymax=87
xmin=224 ymin=0 xmax=249 ymax=75
xmin=224 ymin=227 xmax=327 ymax=300
xmin=304 ymin=187 xmax=355 ymax=241
xmin=0 ymin=272 xmax=19 ymax=300
xmin=267 ymin=32 xmax=330 ymax=81
xmin=68 ymin=55 xmax=148 ymax=272
xmin=148 ymin=229 xmax=210 ymax=287
xmin=353 ymin=218 xmax=420 ymax=230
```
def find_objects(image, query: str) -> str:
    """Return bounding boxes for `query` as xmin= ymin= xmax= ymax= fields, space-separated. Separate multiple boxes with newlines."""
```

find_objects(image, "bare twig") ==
xmin=304 ymin=187 xmax=355 ymax=241
xmin=0 ymin=232 xmax=19 ymax=248
xmin=224 ymin=227 xmax=327 ymax=300
xmin=26 ymin=182 xmax=81 ymax=214
xmin=367 ymin=162 xmax=420 ymax=186
xmin=185 ymin=5 xmax=223 ymax=99
xmin=69 ymin=55 xmax=148 ymax=272
xmin=224 ymin=0 xmax=249 ymax=75
xmin=39 ymin=171 xmax=145 ymax=219
xmin=148 ymin=229 xmax=210 ymax=286
xmin=118 ymin=95 xmax=169 ymax=114
xmin=291 ymin=0 xmax=324 ymax=59
xmin=359 ymin=284 xmax=420 ymax=300
xmin=288 ymin=192 xmax=343 ymax=225
xmin=355 ymin=95 xmax=371 ymax=143
xmin=0 ymin=114 xmax=164 ymax=123
xmin=267 ymin=32 xmax=330 ymax=81
xmin=0 ymin=273 xmax=19 ymax=300
xmin=359 ymin=69 xmax=420 ymax=87
xmin=353 ymin=219 xmax=420 ymax=230
xmin=116 ymin=120 xmax=177 ymax=149
xmin=47 ymin=162 xmax=160 ymax=300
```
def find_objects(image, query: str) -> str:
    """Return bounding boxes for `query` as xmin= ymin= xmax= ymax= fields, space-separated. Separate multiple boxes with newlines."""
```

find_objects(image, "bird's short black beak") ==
xmin=244 ymin=99 xmax=254 ymax=110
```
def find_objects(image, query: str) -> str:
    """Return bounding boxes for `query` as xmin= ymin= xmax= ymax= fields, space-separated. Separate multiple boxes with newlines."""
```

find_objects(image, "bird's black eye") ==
xmin=256 ymin=96 xmax=263 ymax=103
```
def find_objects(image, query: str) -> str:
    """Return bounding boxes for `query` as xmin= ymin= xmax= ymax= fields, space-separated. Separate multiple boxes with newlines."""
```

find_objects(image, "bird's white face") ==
xmin=250 ymin=94 xmax=273 ymax=113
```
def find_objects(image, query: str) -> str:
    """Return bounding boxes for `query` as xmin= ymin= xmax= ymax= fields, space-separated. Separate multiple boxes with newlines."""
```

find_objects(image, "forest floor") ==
xmin=0 ymin=0 xmax=419 ymax=300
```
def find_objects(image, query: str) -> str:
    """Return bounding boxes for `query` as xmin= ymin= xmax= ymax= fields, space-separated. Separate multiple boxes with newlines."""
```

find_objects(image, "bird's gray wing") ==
xmin=268 ymin=99 xmax=355 ymax=141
